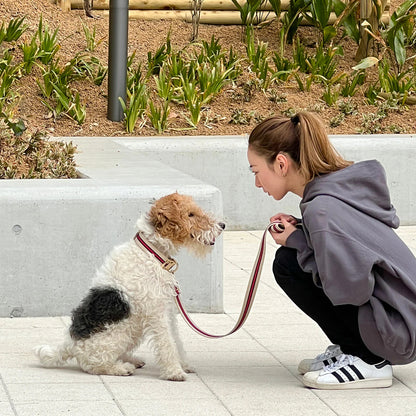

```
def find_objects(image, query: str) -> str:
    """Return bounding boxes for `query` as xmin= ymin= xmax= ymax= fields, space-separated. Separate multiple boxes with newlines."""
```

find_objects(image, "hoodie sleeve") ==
xmin=307 ymin=230 xmax=377 ymax=306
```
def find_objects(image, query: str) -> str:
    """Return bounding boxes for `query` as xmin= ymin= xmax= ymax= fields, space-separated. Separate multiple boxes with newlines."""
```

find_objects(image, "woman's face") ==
xmin=247 ymin=147 xmax=288 ymax=200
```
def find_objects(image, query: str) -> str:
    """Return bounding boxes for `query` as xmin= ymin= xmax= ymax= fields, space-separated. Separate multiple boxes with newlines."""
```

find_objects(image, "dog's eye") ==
xmin=188 ymin=213 xmax=194 ymax=217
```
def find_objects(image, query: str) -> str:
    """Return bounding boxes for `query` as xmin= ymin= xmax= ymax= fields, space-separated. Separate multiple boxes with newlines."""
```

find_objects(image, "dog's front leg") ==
xmin=168 ymin=312 xmax=195 ymax=374
xmin=147 ymin=316 xmax=187 ymax=381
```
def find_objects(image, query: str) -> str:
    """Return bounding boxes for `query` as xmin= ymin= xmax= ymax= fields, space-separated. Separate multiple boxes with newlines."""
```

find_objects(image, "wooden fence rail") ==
xmin=60 ymin=0 xmax=390 ymax=25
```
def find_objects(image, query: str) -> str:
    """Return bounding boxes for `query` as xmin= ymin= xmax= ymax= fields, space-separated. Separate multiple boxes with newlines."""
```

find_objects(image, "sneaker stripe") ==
xmin=331 ymin=371 xmax=345 ymax=383
xmin=340 ymin=367 xmax=356 ymax=382
xmin=375 ymin=360 xmax=390 ymax=369
xmin=349 ymin=365 xmax=365 ymax=380
xmin=323 ymin=359 xmax=329 ymax=366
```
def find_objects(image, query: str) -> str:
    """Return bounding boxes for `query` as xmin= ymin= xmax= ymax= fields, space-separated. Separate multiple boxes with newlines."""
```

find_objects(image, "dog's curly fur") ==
xmin=34 ymin=193 xmax=224 ymax=381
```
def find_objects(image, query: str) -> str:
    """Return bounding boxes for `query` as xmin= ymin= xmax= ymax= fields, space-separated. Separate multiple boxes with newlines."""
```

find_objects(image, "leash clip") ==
xmin=162 ymin=258 xmax=179 ymax=273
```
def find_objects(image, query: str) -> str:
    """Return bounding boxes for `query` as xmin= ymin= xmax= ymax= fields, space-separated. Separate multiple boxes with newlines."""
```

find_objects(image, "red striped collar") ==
xmin=134 ymin=232 xmax=179 ymax=274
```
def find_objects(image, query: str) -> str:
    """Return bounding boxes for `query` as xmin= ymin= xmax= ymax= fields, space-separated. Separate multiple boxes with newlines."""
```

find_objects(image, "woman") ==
xmin=247 ymin=112 xmax=416 ymax=390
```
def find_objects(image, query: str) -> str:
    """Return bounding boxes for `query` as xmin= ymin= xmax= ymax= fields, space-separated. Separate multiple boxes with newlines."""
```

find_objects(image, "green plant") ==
xmin=293 ymin=71 xmax=315 ymax=92
xmin=36 ymin=16 xmax=60 ymax=65
xmin=329 ymin=113 xmax=345 ymax=127
xmin=340 ymin=69 xmax=366 ymax=97
xmin=322 ymin=83 xmax=340 ymax=106
xmin=378 ymin=59 xmax=415 ymax=104
xmin=82 ymin=21 xmax=103 ymax=52
xmin=148 ymin=99 xmax=170 ymax=133
xmin=230 ymin=108 xmax=255 ymax=125
xmin=381 ymin=0 xmax=416 ymax=68
xmin=246 ymin=36 xmax=271 ymax=88
xmin=127 ymin=53 xmax=144 ymax=93
xmin=179 ymin=72 xmax=203 ymax=127
xmin=0 ymin=130 xmax=78 ymax=179
xmin=0 ymin=16 xmax=28 ymax=44
xmin=271 ymin=53 xmax=295 ymax=82
xmin=332 ymin=0 xmax=360 ymax=44
xmin=20 ymin=37 xmax=39 ymax=74
xmin=0 ymin=51 xmax=19 ymax=106
xmin=279 ymin=0 xmax=309 ymax=54
xmin=308 ymin=0 xmax=336 ymax=44
xmin=48 ymin=84 xmax=86 ymax=125
xmin=293 ymin=39 xmax=342 ymax=81
xmin=198 ymin=60 xmax=240 ymax=103
xmin=231 ymin=0 xmax=265 ymax=36
xmin=147 ymin=33 xmax=172 ymax=76
xmin=337 ymin=98 xmax=358 ymax=115
xmin=119 ymin=83 xmax=147 ymax=133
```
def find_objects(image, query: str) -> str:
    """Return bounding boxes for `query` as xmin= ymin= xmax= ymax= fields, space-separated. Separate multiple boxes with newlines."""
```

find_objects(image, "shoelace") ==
xmin=317 ymin=345 xmax=339 ymax=360
xmin=324 ymin=354 xmax=354 ymax=372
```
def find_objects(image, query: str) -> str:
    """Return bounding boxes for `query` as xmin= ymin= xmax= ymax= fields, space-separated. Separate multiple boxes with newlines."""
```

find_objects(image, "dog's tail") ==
xmin=33 ymin=343 xmax=74 ymax=368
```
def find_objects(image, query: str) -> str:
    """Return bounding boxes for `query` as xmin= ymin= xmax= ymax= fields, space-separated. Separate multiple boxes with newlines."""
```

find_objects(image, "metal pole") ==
xmin=107 ymin=0 xmax=129 ymax=121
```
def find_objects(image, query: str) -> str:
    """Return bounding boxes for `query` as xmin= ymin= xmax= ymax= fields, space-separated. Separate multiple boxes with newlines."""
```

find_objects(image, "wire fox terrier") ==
xmin=34 ymin=193 xmax=225 ymax=381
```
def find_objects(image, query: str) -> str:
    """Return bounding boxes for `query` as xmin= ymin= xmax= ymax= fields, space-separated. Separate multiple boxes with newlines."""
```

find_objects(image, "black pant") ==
xmin=273 ymin=246 xmax=383 ymax=365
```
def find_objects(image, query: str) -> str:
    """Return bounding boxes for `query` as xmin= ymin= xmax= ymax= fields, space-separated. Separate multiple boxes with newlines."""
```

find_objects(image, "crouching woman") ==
xmin=247 ymin=111 xmax=416 ymax=389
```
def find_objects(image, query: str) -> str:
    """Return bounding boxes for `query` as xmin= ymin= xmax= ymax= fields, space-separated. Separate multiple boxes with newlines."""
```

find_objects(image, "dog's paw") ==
xmin=182 ymin=363 xmax=196 ymax=374
xmin=110 ymin=362 xmax=136 ymax=376
xmin=161 ymin=370 xmax=187 ymax=382
xmin=129 ymin=357 xmax=145 ymax=368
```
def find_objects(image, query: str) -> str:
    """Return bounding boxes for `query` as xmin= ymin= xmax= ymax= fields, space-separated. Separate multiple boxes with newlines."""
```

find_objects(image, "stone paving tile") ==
xmin=1 ymin=228 xmax=416 ymax=416
xmin=7 ymin=382 xmax=112 ymax=404
xmin=0 ymin=402 xmax=14 ymax=416
xmin=14 ymin=401 xmax=124 ymax=416
xmin=119 ymin=398 xmax=232 ymax=416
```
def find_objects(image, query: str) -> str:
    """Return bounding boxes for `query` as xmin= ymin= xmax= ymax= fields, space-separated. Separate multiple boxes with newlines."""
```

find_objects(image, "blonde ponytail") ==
xmin=248 ymin=112 xmax=352 ymax=183
xmin=296 ymin=112 xmax=352 ymax=181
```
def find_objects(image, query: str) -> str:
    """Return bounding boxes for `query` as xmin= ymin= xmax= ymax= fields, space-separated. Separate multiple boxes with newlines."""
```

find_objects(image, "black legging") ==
xmin=273 ymin=246 xmax=383 ymax=365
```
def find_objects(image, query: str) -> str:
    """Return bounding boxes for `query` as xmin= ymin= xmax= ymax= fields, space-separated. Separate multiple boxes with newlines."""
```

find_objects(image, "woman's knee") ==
xmin=273 ymin=246 xmax=299 ymax=283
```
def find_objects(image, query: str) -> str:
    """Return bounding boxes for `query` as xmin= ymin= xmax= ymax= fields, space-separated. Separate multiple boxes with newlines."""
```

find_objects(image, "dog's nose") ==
xmin=219 ymin=222 xmax=226 ymax=230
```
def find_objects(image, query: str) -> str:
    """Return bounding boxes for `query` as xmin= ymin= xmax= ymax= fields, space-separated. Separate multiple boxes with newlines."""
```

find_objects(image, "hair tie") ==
xmin=290 ymin=114 xmax=300 ymax=125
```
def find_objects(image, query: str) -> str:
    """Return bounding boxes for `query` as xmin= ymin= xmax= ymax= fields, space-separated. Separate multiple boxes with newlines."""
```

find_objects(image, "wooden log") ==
xmin=71 ymin=0 xmax=389 ymax=11
xmin=103 ymin=9 xmax=389 ymax=25
xmin=379 ymin=92 xmax=416 ymax=105
xmin=59 ymin=0 xmax=72 ymax=12
xmin=71 ymin=0 xmax=291 ymax=11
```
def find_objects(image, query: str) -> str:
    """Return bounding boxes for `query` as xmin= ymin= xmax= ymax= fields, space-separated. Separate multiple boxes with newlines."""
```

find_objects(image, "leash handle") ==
xmin=174 ymin=223 xmax=278 ymax=339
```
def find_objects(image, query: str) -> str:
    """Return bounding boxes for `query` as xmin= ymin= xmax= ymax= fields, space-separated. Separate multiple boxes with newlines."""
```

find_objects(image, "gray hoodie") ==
xmin=286 ymin=160 xmax=416 ymax=365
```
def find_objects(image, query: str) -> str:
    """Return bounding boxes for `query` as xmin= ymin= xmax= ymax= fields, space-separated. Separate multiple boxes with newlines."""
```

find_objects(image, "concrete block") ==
xmin=0 ymin=138 xmax=223 ymax=317
xmin=117 ymin=134 xmax=416 ymax=228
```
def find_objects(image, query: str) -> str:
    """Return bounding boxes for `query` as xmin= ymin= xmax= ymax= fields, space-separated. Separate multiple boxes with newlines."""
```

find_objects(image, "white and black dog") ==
xmin=35 ymin=193 xmax=225 ymax=381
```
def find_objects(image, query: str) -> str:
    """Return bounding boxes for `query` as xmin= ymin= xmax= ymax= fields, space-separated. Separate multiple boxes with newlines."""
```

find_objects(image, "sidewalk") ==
xmin=1 ymin=227 xmax=416 ymax=416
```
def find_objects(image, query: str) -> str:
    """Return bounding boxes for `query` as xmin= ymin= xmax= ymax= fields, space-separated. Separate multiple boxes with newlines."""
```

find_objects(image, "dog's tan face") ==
xmin=149 ymin=193 xmax=225 ymax=254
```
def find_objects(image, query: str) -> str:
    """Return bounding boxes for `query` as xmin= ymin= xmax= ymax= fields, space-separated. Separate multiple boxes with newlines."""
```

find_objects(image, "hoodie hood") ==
xmin=302 ymin=160 xmax=399 ymax=228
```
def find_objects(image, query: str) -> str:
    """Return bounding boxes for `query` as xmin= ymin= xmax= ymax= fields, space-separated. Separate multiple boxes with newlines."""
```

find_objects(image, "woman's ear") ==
xmin=274 ymin=153 xmax=289 ymax=177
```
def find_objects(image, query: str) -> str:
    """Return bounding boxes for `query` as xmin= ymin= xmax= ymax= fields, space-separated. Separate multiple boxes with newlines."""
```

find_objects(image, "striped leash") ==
xmin=134 ymin=222 xmax=284 ymax=339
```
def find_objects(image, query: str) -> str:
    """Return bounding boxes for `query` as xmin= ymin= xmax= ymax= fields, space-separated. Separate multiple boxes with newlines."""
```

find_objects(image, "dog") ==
xmin=34 ymin=193 xmax=225 ymax=381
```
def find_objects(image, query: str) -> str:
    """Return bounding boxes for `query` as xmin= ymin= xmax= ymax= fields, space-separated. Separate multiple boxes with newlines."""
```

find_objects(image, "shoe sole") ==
xmin=303 ymin=377 xmax=393 ymax=390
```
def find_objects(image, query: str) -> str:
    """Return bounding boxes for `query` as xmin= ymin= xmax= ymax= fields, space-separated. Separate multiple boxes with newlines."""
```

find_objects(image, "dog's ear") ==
xmin=149 ymin=202 xmax=190 ymax=242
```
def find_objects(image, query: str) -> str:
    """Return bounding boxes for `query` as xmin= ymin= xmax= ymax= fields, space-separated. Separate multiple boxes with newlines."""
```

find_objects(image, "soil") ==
xmin=0 ymin=0 xmax=414 ymax=139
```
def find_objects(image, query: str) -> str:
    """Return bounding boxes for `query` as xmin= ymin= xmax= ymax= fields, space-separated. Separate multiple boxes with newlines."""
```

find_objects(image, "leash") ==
xmin=134 ymin=222 xmax=283 ymax=339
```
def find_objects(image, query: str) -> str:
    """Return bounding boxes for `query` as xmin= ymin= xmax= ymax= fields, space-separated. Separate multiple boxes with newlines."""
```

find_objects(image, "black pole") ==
xmin=107 ymin=0 xmax=129 ymax=121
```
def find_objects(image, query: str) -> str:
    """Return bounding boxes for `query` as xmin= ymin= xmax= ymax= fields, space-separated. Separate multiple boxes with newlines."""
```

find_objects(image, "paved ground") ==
xmin=1 ymin=227 xmax=416 ymax=416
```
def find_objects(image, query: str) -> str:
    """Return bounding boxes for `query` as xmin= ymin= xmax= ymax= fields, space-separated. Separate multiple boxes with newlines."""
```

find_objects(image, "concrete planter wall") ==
xmin=118 ymin=134 xmax=416 ymax=228
xmin=1 ymin=134 xmax=414 ymax=317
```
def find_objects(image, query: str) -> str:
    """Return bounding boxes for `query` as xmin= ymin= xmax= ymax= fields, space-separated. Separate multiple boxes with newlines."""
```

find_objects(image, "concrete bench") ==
xmin=117 ymin=134 xmax=416 ymax=228
xmin=1 ymin=134 xmax=415 ymax=317
xmin=0 ymin=138 xmax=223 ymax=317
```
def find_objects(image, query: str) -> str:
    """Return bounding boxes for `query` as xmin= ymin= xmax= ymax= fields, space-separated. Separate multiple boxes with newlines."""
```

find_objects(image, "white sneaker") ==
xmin=303 ymin=354 xmax=393 ymax=390
xmin=298 ymin=344 xmax=342 ymax=375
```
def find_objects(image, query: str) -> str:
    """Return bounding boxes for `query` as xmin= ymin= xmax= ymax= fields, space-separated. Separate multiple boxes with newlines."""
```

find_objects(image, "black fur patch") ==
xmin=69 ymin=286 xmax=130 ymax=340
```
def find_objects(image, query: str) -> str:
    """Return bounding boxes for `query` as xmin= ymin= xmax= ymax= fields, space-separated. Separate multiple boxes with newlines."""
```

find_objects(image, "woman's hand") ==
xmin=269 ymin=214 xmax=298 ymax=246
xmin=269 ymin=213 xmax=298 ymax=226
